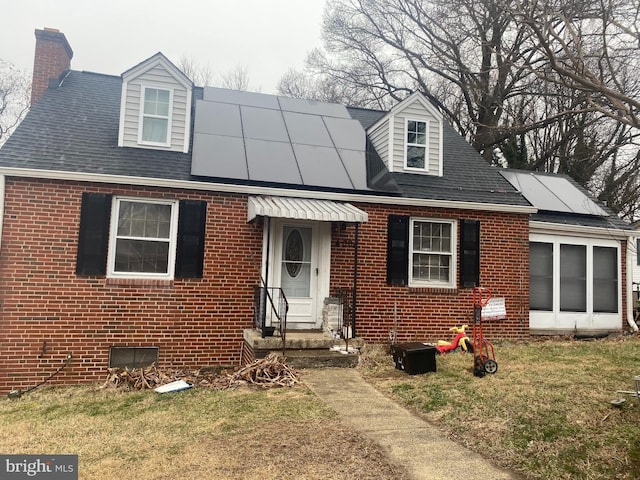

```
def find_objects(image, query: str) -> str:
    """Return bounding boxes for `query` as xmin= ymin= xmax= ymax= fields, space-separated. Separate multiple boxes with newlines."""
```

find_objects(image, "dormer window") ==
xmin=405 ymin=119 xmax=428 ymax=170
xmin=139 ymin=86 xmax=172 ymax=146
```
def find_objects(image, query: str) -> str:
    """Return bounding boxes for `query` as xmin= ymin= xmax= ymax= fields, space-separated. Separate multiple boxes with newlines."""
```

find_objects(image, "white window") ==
xmin=139 ymin=87 xmax=172 ymax=146
xmin=529 ymin=238 xmax=619 ymax=314
xmin=405 ymin=119 xmax=428 ymax=170
xmin=108 ymin=197 xmax=179 ymax=279
xmin=409 ymin=218 xmax=456 ymax=287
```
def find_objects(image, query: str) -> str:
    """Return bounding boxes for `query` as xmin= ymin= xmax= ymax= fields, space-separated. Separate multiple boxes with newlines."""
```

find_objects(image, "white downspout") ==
xmin=626 ymin=236 xmax=639 ymax=332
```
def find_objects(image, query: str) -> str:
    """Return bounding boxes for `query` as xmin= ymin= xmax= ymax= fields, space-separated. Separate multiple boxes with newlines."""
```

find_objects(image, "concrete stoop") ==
xmin=243 ymin=329 xmax=364 ymax=368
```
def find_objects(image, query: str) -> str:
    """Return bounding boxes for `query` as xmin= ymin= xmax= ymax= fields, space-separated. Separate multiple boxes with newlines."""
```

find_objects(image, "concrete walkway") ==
xmin=302 ymin=368 xmax=522 ymax=480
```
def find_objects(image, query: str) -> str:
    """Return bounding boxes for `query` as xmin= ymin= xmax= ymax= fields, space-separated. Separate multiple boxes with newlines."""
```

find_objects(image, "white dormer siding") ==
xmin=367 ymin=92 xmax=443 ymax=176
xmin=118 ymin=53 xmax=193 ymax=153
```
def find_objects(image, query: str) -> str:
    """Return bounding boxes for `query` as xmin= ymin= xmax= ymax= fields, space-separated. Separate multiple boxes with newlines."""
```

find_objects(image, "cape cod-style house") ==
xmin=0 ymin=28 xmax=633 ymax=393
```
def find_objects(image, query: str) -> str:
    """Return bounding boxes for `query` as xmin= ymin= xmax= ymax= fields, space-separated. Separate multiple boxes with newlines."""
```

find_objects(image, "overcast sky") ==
xmin=2 ymin=0 xmax=327 ymax=94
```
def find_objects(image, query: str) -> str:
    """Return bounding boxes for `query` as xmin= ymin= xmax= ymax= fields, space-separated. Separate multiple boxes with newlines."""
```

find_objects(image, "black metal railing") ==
xmin=332 ymin=287 xmax=355 ymax=339
xmin=253 ymin=286 xmax=288 ymax=346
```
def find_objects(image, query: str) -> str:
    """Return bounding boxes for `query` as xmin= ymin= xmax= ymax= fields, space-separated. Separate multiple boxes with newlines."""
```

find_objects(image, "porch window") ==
xmin=528 ymin=238 xmax=619 ymax=314
xmin=530 ymin=242 xmax=553 ymax=311
xmin=593 ymin=246 xmax=618 ymax=313
xmin=140 ymin=87 xmax=172 ymax=145
xmin=409 ymin=218 xmax=455 ymax=287
xmin=405 ymin=119 xmax=428 ymax=170
xmin=560 ymin=244 xmax=587 ymax=312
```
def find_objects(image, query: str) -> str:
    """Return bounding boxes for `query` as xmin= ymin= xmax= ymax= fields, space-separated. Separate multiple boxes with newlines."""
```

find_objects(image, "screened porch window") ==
xmin=593 ymin=246 xmax=618 ymax=313
xmin=530 ymin=242 xmax=553 ymax=311
xmin=528 ymin=239 xmax=619 ymax=314
xmin=560 ymin=244 xmax=587 ymax=312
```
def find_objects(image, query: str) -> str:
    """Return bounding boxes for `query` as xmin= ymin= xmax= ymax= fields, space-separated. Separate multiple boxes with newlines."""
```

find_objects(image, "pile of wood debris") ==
xmin=102 ymin=353 xmax=299 ymax=391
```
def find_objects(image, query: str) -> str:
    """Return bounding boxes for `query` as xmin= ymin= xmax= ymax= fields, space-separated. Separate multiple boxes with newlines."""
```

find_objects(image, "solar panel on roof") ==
xmin=284 ymin=112 xmax=333 ymax=147
xmin=245 ymin=139 xmax=301 ymax=184
xmin=278 ymin=96 xmax=350 ymax=118
xmin=501 ymin=171 xmax=565 ymax=212
xmin=194 ymin=100 xmax=242 ymax=137
xmin=203 ymin=87 xmax=280 ymax=109
xmin=191 ymin=133 xmax=248 ymax=179
xmin=501 ymin=170 xmax=607 ymax=216
xmin=293 ymin=144 xmax=353 ymax=189
xmin=535 ymin=175 xmax=607 ymax=216
xmin=339 ymin=149 xmax=368 ymax=190
xmin=324 ymin=117 xmax=366 ymax=150
xmin=191 ymin=88 xmax=374 ymax=190
xmin=241 ymin=106 xmax=289 ymax=142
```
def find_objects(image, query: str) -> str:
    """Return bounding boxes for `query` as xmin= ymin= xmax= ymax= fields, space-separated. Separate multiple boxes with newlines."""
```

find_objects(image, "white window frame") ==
xmin=409 ymin=217 xmax=457 ymax=288
xmin=107 ymin=197 xmax=180 ymax=279
xmin=529 ymin=233 xmax=621 ymax=321
xmin=404 ymin=118 xmax=429 ymax=171
xmin=138 ymin=86 xmax=173 ymax=147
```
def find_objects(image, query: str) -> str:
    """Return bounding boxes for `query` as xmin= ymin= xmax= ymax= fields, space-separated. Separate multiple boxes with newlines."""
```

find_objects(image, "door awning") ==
xmin=247 ymin=196 xmax=368 ymax=223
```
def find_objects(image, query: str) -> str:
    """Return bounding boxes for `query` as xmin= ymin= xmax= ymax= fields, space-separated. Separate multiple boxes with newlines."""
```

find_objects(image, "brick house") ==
xmin=0 ymin=29 xmax=633 ymax=393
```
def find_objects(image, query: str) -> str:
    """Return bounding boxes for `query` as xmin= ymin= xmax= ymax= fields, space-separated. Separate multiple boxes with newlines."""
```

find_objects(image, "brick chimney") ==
xmin=31 ymin=28 xmax=74 ymax=105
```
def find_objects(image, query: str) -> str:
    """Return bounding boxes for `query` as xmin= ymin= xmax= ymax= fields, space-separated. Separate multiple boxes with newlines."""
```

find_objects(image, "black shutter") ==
xmin=387 ymin=215 xmax=409 ymax=285
xmin=460 ymin=219 xmax=480 ymax=288
xmin=175 ymin=200 xmax=207 ymax=278
xmin=76 ymin=193 xmax=112 ymax=275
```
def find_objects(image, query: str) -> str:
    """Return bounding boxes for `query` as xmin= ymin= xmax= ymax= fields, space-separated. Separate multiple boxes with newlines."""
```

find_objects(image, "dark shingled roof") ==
xmin=0 ymin=71 xmax=199 ymax=180
xmin=348 ymin=107 xmax=529 ymax=206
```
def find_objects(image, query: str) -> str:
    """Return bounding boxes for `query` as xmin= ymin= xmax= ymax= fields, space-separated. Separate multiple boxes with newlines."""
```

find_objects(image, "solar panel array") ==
xmin=501 ymin=170 xmax=607 ymax=216
xmin=191 ymin=87 xmax=369 ymax=190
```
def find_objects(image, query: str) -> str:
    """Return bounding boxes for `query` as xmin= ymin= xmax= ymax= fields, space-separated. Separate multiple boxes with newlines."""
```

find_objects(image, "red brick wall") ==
xmin=0 ymin=177 xmax=544 ymax=393
xmin=0 ymin=179 xmax=263 ymax=394
xmin=330 ymin=203 xmax=531 ymax=344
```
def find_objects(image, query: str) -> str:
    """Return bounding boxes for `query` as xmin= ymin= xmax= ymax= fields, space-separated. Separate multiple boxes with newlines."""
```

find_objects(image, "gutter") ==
xmin=530 ymin=220 xmax=631 ymax=240
xmin=0 ymin=167 xmax=538 ymax=215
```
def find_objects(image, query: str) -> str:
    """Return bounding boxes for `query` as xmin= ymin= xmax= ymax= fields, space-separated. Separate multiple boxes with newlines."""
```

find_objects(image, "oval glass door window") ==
xmin=281 ymin=226 xmax=312 ymax=298
xmin=285 ymin=229 xmax=303 ymax=278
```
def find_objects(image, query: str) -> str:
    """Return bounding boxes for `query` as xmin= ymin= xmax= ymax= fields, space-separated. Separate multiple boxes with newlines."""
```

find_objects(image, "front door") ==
xmin=267 ymin=220 xmax=329 ymax=329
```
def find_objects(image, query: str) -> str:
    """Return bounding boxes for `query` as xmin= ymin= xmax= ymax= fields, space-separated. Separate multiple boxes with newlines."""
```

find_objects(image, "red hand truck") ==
xmin=472 ymin=287 xmax=498 ymax=377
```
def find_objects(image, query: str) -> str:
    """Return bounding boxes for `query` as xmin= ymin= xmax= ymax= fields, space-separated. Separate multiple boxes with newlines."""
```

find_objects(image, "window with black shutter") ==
xmin=175 ymin=200 xmax=207 ymax=278
xmin=76 ymin=193 xmax=112 ymax=275
xmin=76 ymin=194 xmax=206 ymax=279
xmin=460 ymin=219 xmax=480 ymax=288
xmin=387 ymin=215 xmax=409 ymax=285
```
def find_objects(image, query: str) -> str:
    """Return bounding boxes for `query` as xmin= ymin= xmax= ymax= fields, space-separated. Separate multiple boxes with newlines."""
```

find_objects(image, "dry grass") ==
xmin=0 ymin=382 xmax=409 ymax=479
xmin=2 ymin=337 xmax=639 ymax=479
xmin=359 ymin=335 xmax=640 ymax=480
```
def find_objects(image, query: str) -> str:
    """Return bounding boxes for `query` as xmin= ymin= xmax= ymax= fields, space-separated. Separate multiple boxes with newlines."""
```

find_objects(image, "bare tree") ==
xmin=289 ymin=0 xmax=640 ymax=218
xmin=178 ymin=56 xmax=260 ymax=92
xmin=0 ymin=59 xmax=30 ymax=146
xmin=506 ymin=0 xmax=640 ymax=129
xmin=178 ymin=55 xmax=213 ymax=86
xmin=220 ymin=65 xmax=257 ymax=91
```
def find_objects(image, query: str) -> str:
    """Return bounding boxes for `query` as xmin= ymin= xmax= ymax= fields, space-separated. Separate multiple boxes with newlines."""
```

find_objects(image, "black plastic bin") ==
xmin=391 ymin=343 xmax=437 ymax=375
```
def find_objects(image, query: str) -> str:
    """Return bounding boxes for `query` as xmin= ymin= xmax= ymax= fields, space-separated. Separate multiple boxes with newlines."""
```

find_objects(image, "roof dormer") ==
xmin=118 ymin=53 xmax=193 ymax=153
xmin=367 ymin=92 xmax=443 ymax=176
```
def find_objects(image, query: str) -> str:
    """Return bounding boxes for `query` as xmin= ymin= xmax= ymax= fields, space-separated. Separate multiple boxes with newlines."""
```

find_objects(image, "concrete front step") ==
xmin=243 ymin=329 xmax=364 ymax=368
xmin=277 ymin=348 xmax=360 ymax=369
